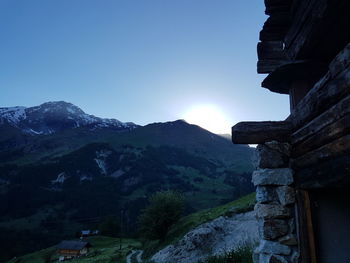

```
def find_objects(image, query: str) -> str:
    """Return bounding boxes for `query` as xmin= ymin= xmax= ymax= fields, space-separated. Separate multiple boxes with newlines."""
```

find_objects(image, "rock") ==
xmin=269 ymin=255 xmax=289 ymax=263
xmin=252 ymin=169 xmax=294 ymax=186
xmin=288 ymin=218 xmax=295 ymax=234
xmin=255 ymin=240 xmax=291 ymax=255
xmin=279 ymin=234 xmax=298 ymax=246
xmin=151 ymin=211 xmax=259 ymax=263
xmin=257 ymin=144 xmax=289 ymax=168
xmin=256 ymin=186 xmax=278 ymax=204
xmin=253 ymin=251 xmax=260 ymax=263
xmin=259 ymin=219 xmax=289 ymax=240
xmin=255 ymin=204 xmax=291 ymax=219
xmin=265 ymin=141 xmax=291 ymax=156
xmin=259 ymin=253 xmax=271 ymax=263
xmin=291 ymin=250 xmax=300 ymax=263
xmin=257 ymin=253 xmax=289 ymax=263
xmin=276 ymin=186 xmax=295 ymax=205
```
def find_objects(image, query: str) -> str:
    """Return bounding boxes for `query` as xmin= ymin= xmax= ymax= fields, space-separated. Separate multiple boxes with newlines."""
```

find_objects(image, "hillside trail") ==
xmin=126 ymin=250 xmax=143 ymax=263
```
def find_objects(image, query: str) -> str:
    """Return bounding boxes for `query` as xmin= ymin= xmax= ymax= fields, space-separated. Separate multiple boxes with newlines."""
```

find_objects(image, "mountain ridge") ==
xmin=0 ymin=101 xmax=138 ymax=136
xmin=0 ymin=101 xmax=254 ymax=261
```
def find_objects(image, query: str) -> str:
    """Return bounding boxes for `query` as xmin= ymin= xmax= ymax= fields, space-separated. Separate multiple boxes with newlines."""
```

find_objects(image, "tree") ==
xmin=138 ymin=190 xmax=185 ymax=240
xmin=98 ymin=216 xmax=119 ymax=237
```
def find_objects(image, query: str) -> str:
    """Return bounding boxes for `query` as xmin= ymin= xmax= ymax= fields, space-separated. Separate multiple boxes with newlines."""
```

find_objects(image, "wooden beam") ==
xmin=284 ymin=0 xmax=327 ymax=58
xmin=257 ymin=59 xmax=289 ymax=74
xmin=305 ymin=191 xmax=318 ymax=263
xmin=297 ymin=190 xmax=318 ymax=263
xmin=295 ymin=154 xmax=350 ymax=188
xmin=261 ymin=60 xmax=327 ymax=95
xmin=285 ymin=0 xmax=350 ymax=62
xmin=293 ymin=114 xmax=350 ymax=157
xmin=291 ymin=134 xmax=350 ymax=169
xmin=231 ymin=121 xmax=292 ymax=144
xmin=291 ymin=94 xmax=350 ymax=155
xmin=257 ymin=41 xmax=286 ymax=60
xmin=259 ymin=27 xmax=288 ymax=42
xmin=289 ymin=61 xmax=350 ymax=129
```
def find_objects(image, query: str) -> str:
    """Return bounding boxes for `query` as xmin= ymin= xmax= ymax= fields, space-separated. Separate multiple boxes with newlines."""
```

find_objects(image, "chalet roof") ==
xmin=57 ymin=240 xmax=91 ymax=250
xmin=258 ymin=0 xmax=350 ymax=94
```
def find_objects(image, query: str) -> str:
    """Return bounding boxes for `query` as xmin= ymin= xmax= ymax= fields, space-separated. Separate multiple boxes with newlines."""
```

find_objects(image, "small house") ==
xmin=57 ymin=240 xmax=91 ymax=261
xmin=80 ymin=230 xmax=91 ymax=237
xmin=80 ymin=229 xmax=100 ymax=237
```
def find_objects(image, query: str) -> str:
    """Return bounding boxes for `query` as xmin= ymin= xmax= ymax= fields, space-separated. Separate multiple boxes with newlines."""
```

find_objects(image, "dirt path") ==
xmin=126 ymin=250 xmax=143 ymax=263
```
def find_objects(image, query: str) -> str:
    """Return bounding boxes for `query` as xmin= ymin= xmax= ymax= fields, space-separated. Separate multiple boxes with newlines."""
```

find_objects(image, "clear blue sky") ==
xmin=0 ymin=0 xmax=289 ymax=133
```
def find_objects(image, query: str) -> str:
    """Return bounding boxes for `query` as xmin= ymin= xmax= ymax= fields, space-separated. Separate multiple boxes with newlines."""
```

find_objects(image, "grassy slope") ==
xmin=143 ymin=192 xmax=256 ymax=258
xmin=6 ymin=193 xmax=256 ymax=263
xmin=6 ymin=236 xmax=142 ymax=263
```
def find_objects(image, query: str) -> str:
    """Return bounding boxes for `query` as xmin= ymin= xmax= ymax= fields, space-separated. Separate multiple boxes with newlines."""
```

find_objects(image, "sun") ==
xmin=182 ymin=105 xmax=232 ymax=134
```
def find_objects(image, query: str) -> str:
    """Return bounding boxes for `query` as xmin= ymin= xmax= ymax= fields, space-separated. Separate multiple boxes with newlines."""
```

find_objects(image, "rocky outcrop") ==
xmin=152 ymin=211 xmax=258 ymax=263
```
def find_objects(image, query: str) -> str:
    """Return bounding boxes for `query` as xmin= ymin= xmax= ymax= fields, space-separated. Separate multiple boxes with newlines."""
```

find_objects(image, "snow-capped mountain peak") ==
xmin=0 ymin=106 xmax=27 ymax=125
xmin=0 ymin=101 xmax=138 ymax=135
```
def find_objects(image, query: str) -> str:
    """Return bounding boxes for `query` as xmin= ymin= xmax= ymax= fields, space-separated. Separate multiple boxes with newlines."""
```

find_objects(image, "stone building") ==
xmin=232 ymin=1 xmax=350 ymax=263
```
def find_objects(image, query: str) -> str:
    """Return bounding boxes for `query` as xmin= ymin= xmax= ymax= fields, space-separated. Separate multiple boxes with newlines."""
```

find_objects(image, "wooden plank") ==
xmin=284 ymin=0 xmax=326 ymax=58
xmin=295 ymin=154 xmax=350 ymax=188
xmin=292 ymin=92 xmax=350 ymax=141
xmin=284 ymin=0 xmax=315 ymax=47
xmin=257 ymin=59 xmax=289 ymax=74
xmin=259 ymin=27 xmax=288 ymax=42
xmin=291 ymin=134 xmax=350 ymax=169
xmin=264 ymin=0 xmax=293 ymax=15
xmin=231 ymin=121 xmax=292 ymax=144
xmin=264 ymin=12 xmax=291 ymax=27
xmin=303 ymin=191 xmax=318 ymax=263
xmin=285 ymin=0 xmax=350 ymax=61
xmin=261 ymin=60 xmax=327 ymax=95
xmin=296 ymin=189 xmax=318 ymax=263
xmin=293 ymin=114 xmax=350 ymax=157
xmin=290 ymin=62 xmax=350 ymax=129
xmin=328 ymin=42 xmax=350 ymax=78
xmin=257 ymin=41 xmax=286 ymax=60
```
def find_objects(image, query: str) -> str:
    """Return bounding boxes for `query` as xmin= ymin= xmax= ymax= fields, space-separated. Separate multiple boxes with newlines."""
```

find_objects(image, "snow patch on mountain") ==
xmin=110 ymin=169 xmax=125 ymax=178
xmin=51 ymin=172 xmax=67 ymax=184
xmin=0 ymin=106 xmax=27 ymax=124
xmin=95 ymin=159 xmax=107 ymax=175
xmin=94 ymin=150 xmax=112 ymax=175
xmin=0 ymin=101 xmax=139 ymax=135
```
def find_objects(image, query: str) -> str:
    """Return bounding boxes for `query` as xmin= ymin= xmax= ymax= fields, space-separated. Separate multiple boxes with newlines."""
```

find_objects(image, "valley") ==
xmin=0 ymin=102 xmax=254 ymax=262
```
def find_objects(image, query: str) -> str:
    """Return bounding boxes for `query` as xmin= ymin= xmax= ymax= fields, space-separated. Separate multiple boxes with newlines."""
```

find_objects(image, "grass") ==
xmin=143 ymin=192 xmax=256 ymax=258
xmin=6 ymin=236 xmax=142 ymax=263
xmin=6 ymin=193 xmax=256 ymax=263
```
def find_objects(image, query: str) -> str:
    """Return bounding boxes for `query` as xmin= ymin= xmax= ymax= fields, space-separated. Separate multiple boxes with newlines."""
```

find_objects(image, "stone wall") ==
xmin=252 ymin=141 xmax=299 ymax=263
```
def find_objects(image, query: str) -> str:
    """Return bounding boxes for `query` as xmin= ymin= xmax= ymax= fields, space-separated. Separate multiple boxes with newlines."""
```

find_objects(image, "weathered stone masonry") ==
xmin=253 ymin=142 xmax=298 ymax=263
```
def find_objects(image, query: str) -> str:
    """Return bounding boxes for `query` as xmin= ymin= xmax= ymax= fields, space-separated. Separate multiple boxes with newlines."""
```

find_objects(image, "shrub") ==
xmin=98 ymin=216 xmax=120 ymax=237
xmin=138 ymin=190 xmax=185 ymax=240
xmin=199 ymin=246 xmax=253 ymax=263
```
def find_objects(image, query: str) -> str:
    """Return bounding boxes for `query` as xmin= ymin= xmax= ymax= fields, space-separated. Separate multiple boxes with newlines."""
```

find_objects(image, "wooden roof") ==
xmin=57 ymin=240 xmax=91 ymax=250
xmin=257 ymin=0 xmax=350 ymax=94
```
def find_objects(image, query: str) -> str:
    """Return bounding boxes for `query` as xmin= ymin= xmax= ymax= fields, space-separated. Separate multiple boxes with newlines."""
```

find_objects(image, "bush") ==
xmin=98 ymin=216 xmax=120 ymax=237
xmin=138 ymin=190 xmax=185 ymax=240
xmin=199 ymin=246 xmax=253 ymax=263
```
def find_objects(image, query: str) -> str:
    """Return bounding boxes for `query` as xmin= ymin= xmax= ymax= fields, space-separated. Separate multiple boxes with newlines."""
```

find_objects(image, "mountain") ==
xmin=0 ymin=101 xmax=254 ymax=261
xmin=0 ymin=101 xmax=137 ymax=135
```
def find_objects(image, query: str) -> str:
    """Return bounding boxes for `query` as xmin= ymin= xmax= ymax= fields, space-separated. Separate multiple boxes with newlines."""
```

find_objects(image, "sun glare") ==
xmin=183 ymin=105 xmax=232 ymax=134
